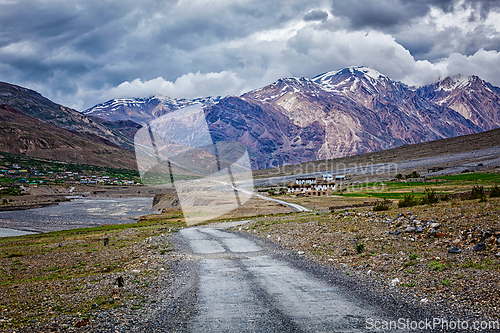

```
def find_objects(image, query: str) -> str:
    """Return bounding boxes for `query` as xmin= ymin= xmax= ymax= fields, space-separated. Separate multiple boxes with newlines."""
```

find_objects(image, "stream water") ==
xmin=0 ymin=196 xmax=158 ymax=236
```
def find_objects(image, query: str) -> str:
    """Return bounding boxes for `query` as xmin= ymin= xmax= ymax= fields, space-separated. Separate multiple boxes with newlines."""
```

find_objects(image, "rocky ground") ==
xmin=0 ymin=213 xmax=196 ymax=332
xmin=236 ymin=197 xmax=500 ymax=321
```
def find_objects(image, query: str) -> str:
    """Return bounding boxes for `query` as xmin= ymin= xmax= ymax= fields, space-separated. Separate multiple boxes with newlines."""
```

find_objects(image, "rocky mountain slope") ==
xmin=70 ymin=67 xmax=500 ymax=169
xmin=0 ymin=82 xmax=135 ymax=149
xmin=0 ymin=104 xmax=137 ymax=169
xmin=416 ymin=75 xmax=500 ymax=131
xmin=84 ymin=95 xmax=221 ymax=124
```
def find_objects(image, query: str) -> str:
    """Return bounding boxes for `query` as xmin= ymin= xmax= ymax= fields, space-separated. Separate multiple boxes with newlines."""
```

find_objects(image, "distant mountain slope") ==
xmin=0 ymin=104 xmax=137 ymax=169
xmin=254 ymin=126 xmax=500 ymax=179
xmin=83 ymin=95 xmax=221 ymax=124
xmin=84 ymin=66 xmax=499 ymax=169
xmin=0 ymin=82 xmax=134 ymax=149
xmin=416 ymin=75 xmax=500 ymax=130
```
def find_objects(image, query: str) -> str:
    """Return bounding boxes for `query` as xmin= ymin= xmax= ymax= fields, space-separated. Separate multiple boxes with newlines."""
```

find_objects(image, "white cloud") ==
xmin=435 ymin=48 xmax=500 ymax=83
xmin=100 ymin=71 xmax=246 ymax=101
xmin=94 ymin=26 xmax=500 ymax=108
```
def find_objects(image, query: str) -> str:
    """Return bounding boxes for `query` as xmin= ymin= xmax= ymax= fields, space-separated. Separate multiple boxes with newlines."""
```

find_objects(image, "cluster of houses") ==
xmin=1 ymin=164 xmax=137 ymax=186
xmin=287 ymin=174 xmax=348 ymax=196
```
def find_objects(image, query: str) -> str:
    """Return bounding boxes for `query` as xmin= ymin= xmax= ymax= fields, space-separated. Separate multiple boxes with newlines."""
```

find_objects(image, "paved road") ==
xmin=179 ymin=225 xmax=392 ymax=332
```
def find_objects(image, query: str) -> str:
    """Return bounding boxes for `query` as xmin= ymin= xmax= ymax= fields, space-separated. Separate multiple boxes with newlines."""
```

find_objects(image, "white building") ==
xmin=295 ymin=177 xmax=316 ymax=185
xmin=322 ymin=174 xmax=333 ymax=181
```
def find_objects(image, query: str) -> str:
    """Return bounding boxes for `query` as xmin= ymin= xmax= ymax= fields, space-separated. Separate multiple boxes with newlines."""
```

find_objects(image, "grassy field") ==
xmin=333 ymin=172 xmax=500 ymax=200
xmin=0 ymin=211 xmax=186 ymax=329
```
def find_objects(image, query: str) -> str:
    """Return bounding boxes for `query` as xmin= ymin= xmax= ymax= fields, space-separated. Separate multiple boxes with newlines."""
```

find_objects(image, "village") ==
xmin=0 ymin=153 xmax=142 ymax=197
xmin=286 ymin=173 xmax=348 ymax=196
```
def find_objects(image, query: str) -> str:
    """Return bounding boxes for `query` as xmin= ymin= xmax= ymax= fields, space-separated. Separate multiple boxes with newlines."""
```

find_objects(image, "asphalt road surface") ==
xmin=179 ymin=224 xmax=396 ymax=332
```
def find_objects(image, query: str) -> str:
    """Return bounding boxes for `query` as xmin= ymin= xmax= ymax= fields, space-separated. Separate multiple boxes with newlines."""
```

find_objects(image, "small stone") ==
xmin=297 ymin=251 xmax=304 ymax=255
xmin=420 ymin=298 xmax=430 ymax=303
xmin=116 ymin=276 xmax=124 ymax=288
xmin=415 ymin=226 xmax=423 ymax=233
xmin=495 ymin=252 xmax=500 ymax=258
xmin=390 ymin=278 xmax=400 ymax=287
xmin=404 ymin=227 xmax=416 ymax=233
xmin=91 ymin=303 xmax=98 ymax=309
xmin=473 ymin=243 xmax=486 ymax=251
xmin=448 ymin=246 xmax=462 ymax=254
xmin=429 ymin=223 xmax=440 ymax=229
xmin=428 ymin=228 xmax=437 ymax=235
xmin=112 ymin=285 xmax=120 ymax=299
xmin=74 ymin=319 xmax=89 ymax=328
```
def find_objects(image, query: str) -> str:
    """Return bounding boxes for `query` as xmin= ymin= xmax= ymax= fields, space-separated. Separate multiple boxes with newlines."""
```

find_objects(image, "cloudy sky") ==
xmin=1 ymin=0 xmax=500 ymax=110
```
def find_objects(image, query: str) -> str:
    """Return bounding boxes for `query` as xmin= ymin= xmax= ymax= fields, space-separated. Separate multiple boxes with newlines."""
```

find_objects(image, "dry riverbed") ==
xmin=236 ymin=197 xmax=500 ymax=321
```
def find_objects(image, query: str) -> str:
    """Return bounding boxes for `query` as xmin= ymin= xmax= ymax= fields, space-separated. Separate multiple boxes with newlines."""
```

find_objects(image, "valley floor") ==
xmin=237 ymin=197 xmax=500 ymax=322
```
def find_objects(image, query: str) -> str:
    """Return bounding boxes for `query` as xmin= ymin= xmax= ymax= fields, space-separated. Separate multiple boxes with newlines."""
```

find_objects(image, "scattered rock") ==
xmin=429 ymin=223 xmax=440 ymax=229
xmin=112 ymin=285 xmax=120 ymax=299
xmin=448 ymin=246 xmax=462 ymax=254
xmin=404 ymin=227 xmax=415 ymax=233
xmin=116 ymin=276 xmax=124 ymax=288
xmin=473 ymin=243 xmax=486 ymax=252
xmin=74 ymin=318 xmax=89 ymax=328
xmin=390 ymin=278 xmax=400 ymax=287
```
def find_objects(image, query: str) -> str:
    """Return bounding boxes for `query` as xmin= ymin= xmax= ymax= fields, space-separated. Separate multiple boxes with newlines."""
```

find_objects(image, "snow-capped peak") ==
xmin=312 ymin=66 xmax=387 ymax=83
xmin=435 ymin=75 xmax=481 ymax=92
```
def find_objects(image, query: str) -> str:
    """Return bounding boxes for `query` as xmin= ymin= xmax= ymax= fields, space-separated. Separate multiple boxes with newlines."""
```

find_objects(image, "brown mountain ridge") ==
xmin=0 ymin=104 xmax=137 ymax=169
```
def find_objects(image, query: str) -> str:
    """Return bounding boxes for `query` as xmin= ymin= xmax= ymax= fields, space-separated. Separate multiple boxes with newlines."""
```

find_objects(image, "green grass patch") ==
xmin=429 ymin=261 xmax=447 ymax=271
xmin=441 ymin=278 xmax=452 ymax=286
xmin=461 ymin=259 xmax=498 ymax=270
xmin=432 ymin=173 xmax=500 ymax=183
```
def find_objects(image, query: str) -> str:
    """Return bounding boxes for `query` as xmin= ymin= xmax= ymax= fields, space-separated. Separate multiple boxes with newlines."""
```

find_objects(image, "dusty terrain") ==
xmin=236 ymin=196 xmax=500 ymax=321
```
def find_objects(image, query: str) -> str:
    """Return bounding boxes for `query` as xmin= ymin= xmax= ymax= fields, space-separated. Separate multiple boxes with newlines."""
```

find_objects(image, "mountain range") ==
xmin=0 ymin=66 xmax=499 ymax=170
xmin=0 ymin=82 xmax=138 ymax=169
xmin=85 ymin=66 xmax=500 ymax=169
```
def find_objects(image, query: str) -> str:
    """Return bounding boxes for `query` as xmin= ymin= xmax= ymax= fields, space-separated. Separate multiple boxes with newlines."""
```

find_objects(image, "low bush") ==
xmin=420 ymin=188 xmax=439 ymax=205
xmin=468 ymin=185 xmax=485 ymax=200
xmin=373 ymin=199 xmax=391 ymax=211
xmin=355 ymin=243 xmax=365 ymax=253
xmin=398 ymin=194 xmax=419 ymax=208
xmin=489 ymin=185 xmax=500 ymax=198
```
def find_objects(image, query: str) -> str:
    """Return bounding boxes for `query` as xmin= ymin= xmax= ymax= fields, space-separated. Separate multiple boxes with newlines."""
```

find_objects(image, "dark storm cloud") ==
xmin=330 ymin=0 xmax=500 ymax=31
xmin=330 ymin=0 xmax=437 ymax=30
xmin=1 ymin=0 xmax=500 ymax=109
xmin=303 ymin=10 xmax=329 ymax=21
xmin=0 ymin=0 xmax=317 ymax=109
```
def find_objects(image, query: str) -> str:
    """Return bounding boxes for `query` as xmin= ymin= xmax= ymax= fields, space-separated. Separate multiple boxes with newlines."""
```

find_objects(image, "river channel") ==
xmin=0 ymin=196 xmax=158 ymax=236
